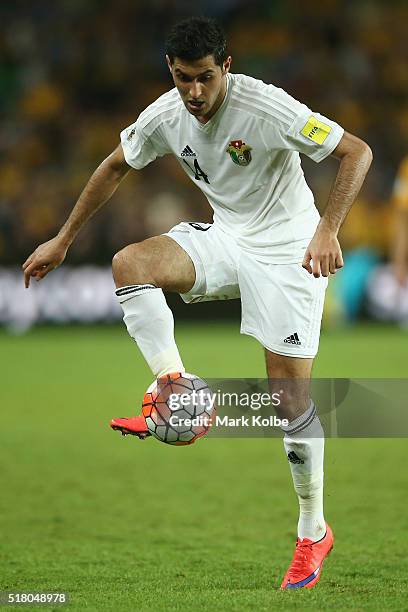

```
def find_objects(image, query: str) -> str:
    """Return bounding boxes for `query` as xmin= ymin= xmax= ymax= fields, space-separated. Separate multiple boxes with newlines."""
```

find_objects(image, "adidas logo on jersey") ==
xmin=284 ymin=332 xmax=301 ymax=345
xmin=181 ymin=145 xmax=197 ymax=157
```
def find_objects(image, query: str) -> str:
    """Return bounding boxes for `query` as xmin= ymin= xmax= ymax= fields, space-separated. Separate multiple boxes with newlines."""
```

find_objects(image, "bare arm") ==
xmin=303 ymin=131 xmax=373 ymax=277
xmin=23 ymin=144 xmax=130 ymax=287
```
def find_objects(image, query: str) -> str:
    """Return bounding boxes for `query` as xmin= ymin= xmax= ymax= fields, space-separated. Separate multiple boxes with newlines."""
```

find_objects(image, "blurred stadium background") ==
xmin=1 ymin=2 xmax=408 ymax=609
xmin=1 ymin=0 xmax=408 ymax=328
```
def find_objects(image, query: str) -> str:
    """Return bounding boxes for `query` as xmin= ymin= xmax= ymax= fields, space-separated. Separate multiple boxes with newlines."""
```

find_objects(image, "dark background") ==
xmin=1 ymin=0 xmax=406 ymax=266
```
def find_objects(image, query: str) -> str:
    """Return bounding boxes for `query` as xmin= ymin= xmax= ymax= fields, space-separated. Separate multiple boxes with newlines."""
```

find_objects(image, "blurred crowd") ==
xmin=1 ymin=0 xmax=408 ymax=268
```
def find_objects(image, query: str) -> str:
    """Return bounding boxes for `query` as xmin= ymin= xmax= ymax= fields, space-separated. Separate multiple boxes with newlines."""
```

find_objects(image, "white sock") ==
xmin=115 ymin=284 xmax=185 ymax=377
xmin=281 ymin=400 xmax=326 ymax=542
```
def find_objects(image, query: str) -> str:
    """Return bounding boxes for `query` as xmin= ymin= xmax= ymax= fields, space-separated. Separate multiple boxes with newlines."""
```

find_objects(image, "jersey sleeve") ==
xmin=262 ymin=87 xmax=344 ymax=163
xmin=393 ymin=157 xmax=408 ymax=210
xmin=120 ymin=120 xmax=169 ymax=170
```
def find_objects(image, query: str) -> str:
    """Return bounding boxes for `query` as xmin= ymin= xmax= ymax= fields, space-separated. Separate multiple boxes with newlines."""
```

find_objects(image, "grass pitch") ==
xmin=0 ymin=322 xmax=408 ymax=610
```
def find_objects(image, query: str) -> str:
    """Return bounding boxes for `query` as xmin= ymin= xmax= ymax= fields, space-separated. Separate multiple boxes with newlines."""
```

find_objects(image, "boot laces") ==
xmin=289 ymin=539 xmax=314 ymax=577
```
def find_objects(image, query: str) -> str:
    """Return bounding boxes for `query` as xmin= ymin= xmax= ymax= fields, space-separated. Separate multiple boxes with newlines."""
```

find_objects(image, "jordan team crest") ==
xmin=226 ymin=140 xmax=252 ymax=166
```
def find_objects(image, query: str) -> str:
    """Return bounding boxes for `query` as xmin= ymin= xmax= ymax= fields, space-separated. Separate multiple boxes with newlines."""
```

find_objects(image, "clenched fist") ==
xmin=302 ymin=226 xmax=344 ymax=278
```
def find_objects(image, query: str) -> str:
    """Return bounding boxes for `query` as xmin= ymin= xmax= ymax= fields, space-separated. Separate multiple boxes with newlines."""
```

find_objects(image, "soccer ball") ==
xmin=142 ymin=372 xmax=215 ymax=445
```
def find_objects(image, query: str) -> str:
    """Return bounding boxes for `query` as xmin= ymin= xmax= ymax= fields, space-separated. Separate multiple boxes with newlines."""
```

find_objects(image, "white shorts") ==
xmin=165 ymin=222 xmax=328 ymax=358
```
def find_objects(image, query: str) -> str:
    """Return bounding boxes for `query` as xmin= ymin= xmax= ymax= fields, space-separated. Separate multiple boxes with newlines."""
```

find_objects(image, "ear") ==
xmin=165 ymin=55 xmax=173 ymax=74
xmin=222 ymin=56 xmax=232 ymax=75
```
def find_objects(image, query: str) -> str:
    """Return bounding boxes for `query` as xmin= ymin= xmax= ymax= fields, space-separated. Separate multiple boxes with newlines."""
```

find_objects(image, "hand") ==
xmin=22 ymin=236 xmax=69 ymax=288
xmin=302 ymin=227 xmax=344 ymax=278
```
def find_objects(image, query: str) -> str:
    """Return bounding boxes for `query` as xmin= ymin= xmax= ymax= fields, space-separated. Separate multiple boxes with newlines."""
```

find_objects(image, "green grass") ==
xmin=0 ymin=322 xmax=408 ymax=611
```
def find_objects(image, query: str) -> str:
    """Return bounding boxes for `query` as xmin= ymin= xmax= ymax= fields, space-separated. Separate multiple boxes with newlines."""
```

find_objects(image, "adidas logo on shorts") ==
xmin=284 ymin=332 xmax=301 ymax=345
xmin=181 ymin=145 xmax=197 ymax=157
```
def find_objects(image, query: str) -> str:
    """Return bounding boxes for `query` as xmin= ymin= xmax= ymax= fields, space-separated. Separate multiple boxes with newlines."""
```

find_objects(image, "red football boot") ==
xmin=110 ymin=415 xmax=150 ymax=439
xmin=281 ymin=523 xmax=333 ymax=589
xmin=110 ymin=372 xmax=185 ymax=440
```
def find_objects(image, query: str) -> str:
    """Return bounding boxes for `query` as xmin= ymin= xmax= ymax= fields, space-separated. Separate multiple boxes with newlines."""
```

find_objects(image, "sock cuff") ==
xmin=281 ymin=400 xmax=317 ymax=436
xmin=115 ymin=284 xmax=158 ymax=303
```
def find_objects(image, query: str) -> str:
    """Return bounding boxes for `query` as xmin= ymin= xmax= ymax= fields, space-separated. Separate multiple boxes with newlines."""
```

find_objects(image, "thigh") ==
xmin=239 ymin=259 xmax=328 ymax=358
xmin=165 ymin=222 xmax=240 ymax=303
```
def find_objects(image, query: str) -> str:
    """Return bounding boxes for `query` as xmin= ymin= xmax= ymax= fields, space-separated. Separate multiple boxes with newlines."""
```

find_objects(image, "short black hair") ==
xmin=165 ymin=17 xmax=227 ymax=67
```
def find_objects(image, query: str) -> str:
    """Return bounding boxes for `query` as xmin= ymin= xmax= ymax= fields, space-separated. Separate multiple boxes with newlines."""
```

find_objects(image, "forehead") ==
xmin=172 ymin=55 xmax=219 ymax=75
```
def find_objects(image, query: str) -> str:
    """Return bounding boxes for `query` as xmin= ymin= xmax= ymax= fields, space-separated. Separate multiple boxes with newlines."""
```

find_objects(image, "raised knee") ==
xmin=112 ymin=243 xmax=153 ymax=287
xmin=112 ymin=244 xmax=135 ymax=279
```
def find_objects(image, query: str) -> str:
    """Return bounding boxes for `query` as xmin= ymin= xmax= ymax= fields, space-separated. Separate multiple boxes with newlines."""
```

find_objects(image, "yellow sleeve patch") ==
xmin=300 ymin=116 xmax=332 ymax=145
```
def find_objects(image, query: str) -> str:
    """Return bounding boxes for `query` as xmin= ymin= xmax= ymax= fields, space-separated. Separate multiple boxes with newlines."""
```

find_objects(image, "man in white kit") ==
xmin=23 ymin=17 xmax=372 ymax=589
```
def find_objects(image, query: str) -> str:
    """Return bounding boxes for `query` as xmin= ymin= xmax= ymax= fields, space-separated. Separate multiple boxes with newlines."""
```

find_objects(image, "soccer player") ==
xmin=391 ymin=156 xmax=408 ymax=286
xmin=22 ymin=17 xmax=372 ymax=589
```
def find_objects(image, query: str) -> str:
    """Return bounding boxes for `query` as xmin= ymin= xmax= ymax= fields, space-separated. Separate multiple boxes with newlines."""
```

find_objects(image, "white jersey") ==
xmin=120 ymin=72 xmax=344 ymax=263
